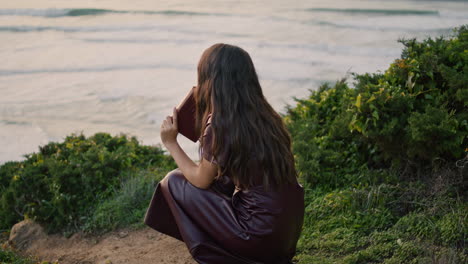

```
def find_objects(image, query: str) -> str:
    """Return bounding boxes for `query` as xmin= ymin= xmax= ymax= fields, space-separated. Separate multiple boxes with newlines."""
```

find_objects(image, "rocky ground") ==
xmin=3 ymin=220 xmax=196 ymax=264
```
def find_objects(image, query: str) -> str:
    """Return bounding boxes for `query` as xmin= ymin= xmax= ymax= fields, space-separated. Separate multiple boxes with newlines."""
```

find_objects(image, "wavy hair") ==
xmin=195 ymin=43 xmax=297 ymax=191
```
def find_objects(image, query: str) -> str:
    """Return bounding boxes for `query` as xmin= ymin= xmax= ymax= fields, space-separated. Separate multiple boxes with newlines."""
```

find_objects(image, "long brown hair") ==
xmin=195 ymin=43 xmax=297 ymax=191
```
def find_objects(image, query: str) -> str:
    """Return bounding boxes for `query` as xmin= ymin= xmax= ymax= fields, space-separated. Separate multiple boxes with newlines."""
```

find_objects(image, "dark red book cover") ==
xmin=177 ymin=86 xmax=200 ymax=142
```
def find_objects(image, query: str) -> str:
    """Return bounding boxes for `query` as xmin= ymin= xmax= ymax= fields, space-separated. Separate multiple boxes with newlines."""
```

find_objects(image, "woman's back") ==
xmin=201 ymin=114 xmax=305 ymax=262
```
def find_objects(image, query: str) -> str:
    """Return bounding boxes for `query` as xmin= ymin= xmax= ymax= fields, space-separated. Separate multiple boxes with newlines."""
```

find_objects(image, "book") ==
xmin=176 ymin=86 xmax=200 ymax=142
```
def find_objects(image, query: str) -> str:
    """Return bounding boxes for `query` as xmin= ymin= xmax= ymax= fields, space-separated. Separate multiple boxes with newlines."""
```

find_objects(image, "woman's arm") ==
xmin=161 ymin=107 xmax=218 ymax=189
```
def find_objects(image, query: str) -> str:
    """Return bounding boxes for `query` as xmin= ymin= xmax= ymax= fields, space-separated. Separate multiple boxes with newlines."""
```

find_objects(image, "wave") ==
xmin=81 ymin=37 xmax=203 ymax=45
xmin=0 ymin=25 xmax=148 ymax=33
xmin=0 ymin=63 xmax=193 ymax=76
xmin=306 ymin=8 xmax=439 ymax=16
xmin=0 ymin=120 xmax=30 ymax=126
xmin=0 ymin=8 xmax=229 ymax=18
xmin=302 ymin=19 xmax=454 ymax=33
xmin=0 ymin=25 xmax=251 ymax=38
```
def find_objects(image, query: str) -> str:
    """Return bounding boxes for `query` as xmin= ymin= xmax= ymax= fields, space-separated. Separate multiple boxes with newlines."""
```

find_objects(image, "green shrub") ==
xmin=0 ymin=132 xmax=175 ymax=233
xmin=286 ymin=26 xmax=467 ymax=189
xmin=436 ymin=205 xmax=467 ymax=247
xmin=393 ymin=212 xmax=438 ymax=240
xmin=0 ymin=248 xmax=35 ymax=264
xmin=82 ymin=168 xmax=165 ymax=234
xmin=285 ymin=80 xmax=368 ymax=188
xmin=288 ymin=25 xmax=467 ymax=263
xmin=350 ymin=26 xmax=467 ymax=169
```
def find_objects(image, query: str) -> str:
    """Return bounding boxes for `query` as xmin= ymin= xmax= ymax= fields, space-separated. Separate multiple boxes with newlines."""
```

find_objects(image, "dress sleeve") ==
xmin=201 ymin=115 xmax=228 ymax=167
xmin=201 ymin=123 xmax=218 ymax=165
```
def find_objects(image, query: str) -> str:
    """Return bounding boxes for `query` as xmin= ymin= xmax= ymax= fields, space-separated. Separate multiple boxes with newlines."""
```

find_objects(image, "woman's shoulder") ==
xmin=201 ymin=113 xmax=230 ymax=166
xmin=202 ymin=114 xmax=214 ymax=139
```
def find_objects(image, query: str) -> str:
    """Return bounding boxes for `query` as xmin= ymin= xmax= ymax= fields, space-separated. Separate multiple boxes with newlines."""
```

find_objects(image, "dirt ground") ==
xmin=5 ymin=220 xmax=196 ymax=264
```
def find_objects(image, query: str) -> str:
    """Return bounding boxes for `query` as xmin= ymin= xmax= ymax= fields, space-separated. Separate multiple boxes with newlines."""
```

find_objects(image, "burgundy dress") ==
xmin=144 ymin=115 xmax=305 ymax=264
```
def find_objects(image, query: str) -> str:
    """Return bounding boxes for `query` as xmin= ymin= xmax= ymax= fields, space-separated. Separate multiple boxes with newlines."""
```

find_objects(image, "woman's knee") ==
xmin=160 ymin=168 xmax=187 ymax=201
xmin=160 ymin=168 xmax=184 ymax=187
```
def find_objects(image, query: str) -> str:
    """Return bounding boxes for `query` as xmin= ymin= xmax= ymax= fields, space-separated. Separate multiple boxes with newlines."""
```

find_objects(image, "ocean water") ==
xmin=1 ymin=0 xmax=467 ymax=164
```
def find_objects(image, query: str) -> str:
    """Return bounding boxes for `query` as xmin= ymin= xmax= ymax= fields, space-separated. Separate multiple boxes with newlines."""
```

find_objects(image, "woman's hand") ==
xmin=160 ymin=107 xmax=179 ymax=147
xmin=159 ymin=106 xmax=217 ymax=189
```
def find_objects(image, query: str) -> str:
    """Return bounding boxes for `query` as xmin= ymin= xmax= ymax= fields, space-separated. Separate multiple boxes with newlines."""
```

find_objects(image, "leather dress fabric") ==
xmin=144 ymin=115 xmax=305 ymax=264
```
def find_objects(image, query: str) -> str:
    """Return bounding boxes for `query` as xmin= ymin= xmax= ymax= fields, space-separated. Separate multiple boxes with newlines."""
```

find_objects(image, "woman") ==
xmin=144 ymin=43 xmax=304 ymax=264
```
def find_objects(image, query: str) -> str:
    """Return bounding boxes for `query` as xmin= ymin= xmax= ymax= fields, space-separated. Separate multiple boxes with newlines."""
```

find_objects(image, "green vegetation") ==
xmin=0 ymin=25 xmax=466 ymax=264
xmin=286 ymin=25 xmax=467 ymax=263
xmin=0 ymin=247 xmax=59 ymax=264
xmin=0 ymin=248 xmax=35 ymax=264
xmin=82 ymin=168 xmax=166 ymax=234
xmin=0 ymin=132 xmax=176 ymax=234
